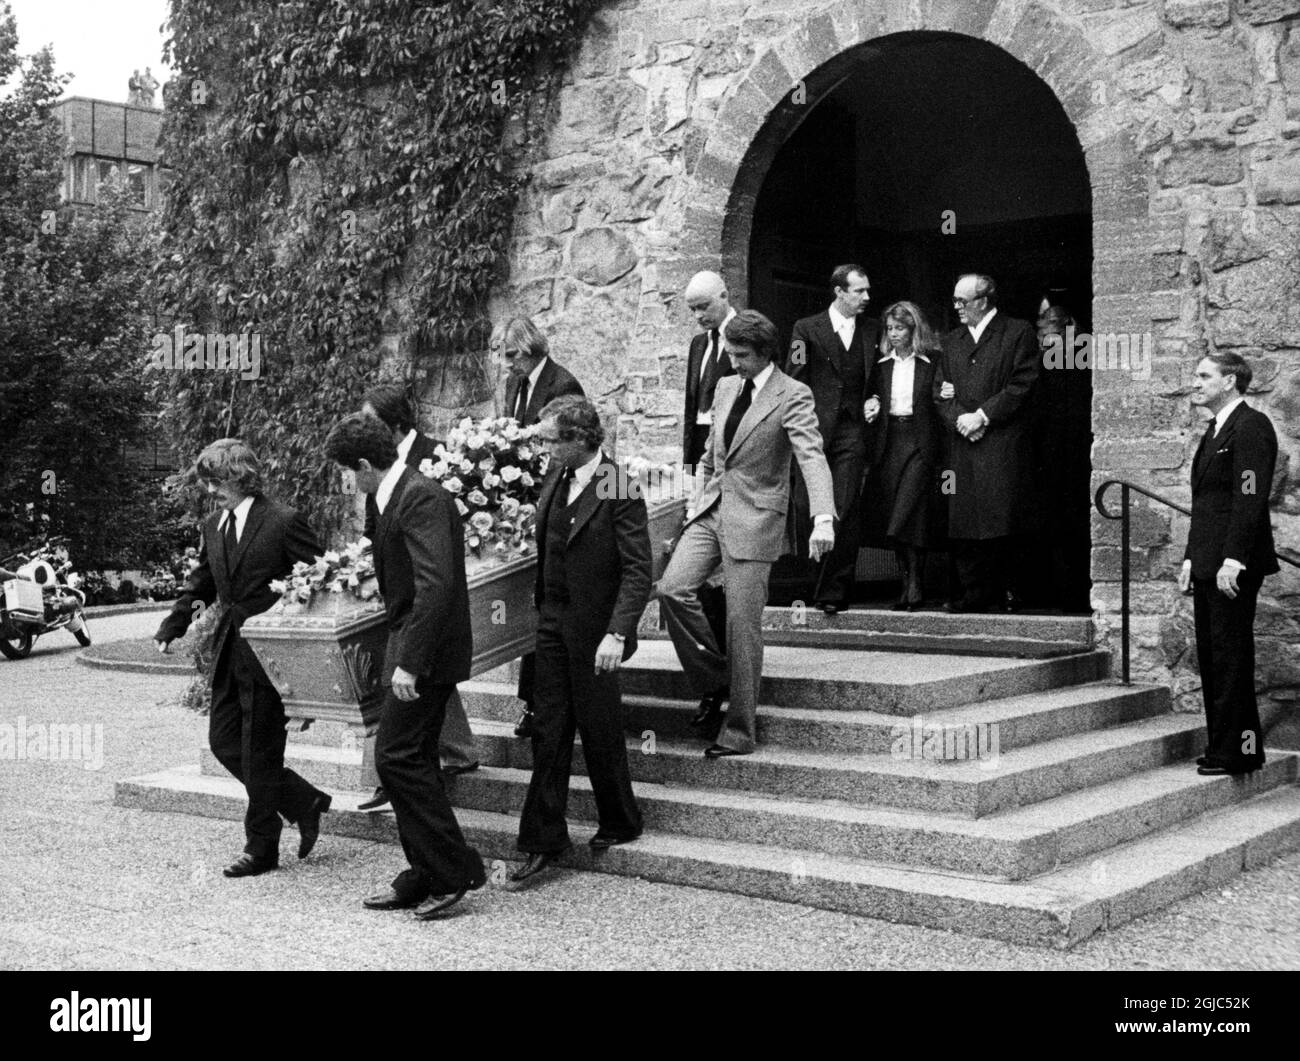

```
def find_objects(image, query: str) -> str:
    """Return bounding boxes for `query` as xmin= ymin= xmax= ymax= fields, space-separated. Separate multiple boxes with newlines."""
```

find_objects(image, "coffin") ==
xmin=242 ymin=496 xmax=685 ymax=728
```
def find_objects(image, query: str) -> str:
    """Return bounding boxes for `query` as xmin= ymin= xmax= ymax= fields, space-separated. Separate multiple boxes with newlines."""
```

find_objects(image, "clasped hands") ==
xmin=939 ymin=382 xmax=987 ymax=442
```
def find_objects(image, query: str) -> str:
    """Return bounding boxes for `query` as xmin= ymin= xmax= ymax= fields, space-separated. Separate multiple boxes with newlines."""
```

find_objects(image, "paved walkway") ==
xmin=1 ymin=610 xmax=1297 ymax=970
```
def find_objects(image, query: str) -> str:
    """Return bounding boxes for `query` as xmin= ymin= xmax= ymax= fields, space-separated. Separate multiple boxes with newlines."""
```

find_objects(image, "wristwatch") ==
xmin=609 ymin=632 xmax=626 ymax=643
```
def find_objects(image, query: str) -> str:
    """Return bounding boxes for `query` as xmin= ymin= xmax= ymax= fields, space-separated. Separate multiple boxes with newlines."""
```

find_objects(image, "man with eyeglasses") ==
xmin=492 ymin=316 xmax=585 ymax=739
xmin=933 ymin=273 xmax=1040 ymax=613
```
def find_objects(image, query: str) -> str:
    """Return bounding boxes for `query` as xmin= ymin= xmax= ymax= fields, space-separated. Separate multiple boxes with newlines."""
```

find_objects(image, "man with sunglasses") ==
xmin=933 ymin=274 xmax=1040 ymax=613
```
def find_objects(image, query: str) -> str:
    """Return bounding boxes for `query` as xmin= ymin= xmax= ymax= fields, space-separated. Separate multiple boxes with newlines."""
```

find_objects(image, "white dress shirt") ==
xmin=218 ymin=495 xmax=255 ymax=542
xmin=968 ymin=306 xmax=997 ymax=344
xmin=395 ymin=428 xmax=417 ymax=464
xmin=828 ymin=304 xmax=856 ymax=350
xmin=1214 ymin=395 xmax=1245 ymax=436
xmin=879 ymin=350 xmax=930 ymax=417
xmin=565 ymin=450 xmax=603 ymax=506
xmin=697 ymin=308 xmax=737 ymax=426
xmin=374 ymin=460 xmax=407 ymax=515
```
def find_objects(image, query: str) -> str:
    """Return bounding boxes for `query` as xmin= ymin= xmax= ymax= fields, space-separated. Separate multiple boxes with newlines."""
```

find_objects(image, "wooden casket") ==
xmin=242 ymin=496 xmax=685 ymax=728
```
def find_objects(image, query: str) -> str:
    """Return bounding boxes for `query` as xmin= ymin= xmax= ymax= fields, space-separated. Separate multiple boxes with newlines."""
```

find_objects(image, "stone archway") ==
xmin=675 ymin=0 xmax=1160 ymax=620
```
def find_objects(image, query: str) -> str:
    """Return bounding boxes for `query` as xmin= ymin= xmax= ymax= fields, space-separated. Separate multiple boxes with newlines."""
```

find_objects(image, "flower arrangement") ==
xmin=271 ymin=540 xmax=379 ymax=606
xmin=417 ymin=416 xmax=547 ymax=567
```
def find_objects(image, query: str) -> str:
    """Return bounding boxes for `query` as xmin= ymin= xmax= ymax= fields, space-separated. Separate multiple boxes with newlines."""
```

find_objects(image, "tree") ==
xmin=0 ymin=2 xmax=170 ymax=568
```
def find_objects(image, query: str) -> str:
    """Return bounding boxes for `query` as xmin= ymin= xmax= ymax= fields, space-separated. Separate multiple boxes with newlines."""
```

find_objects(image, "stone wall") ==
xmin=410 ymin=0 xmax=1300 ymax=731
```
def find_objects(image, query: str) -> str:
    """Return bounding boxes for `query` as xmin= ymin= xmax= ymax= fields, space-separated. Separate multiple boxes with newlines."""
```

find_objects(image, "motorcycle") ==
xmin=0 ymin=537 xmax=91 ymax=659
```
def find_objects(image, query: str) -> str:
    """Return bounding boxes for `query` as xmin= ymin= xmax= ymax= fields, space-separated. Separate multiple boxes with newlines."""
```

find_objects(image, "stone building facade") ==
xmin=395 ymin=0 xmax=1300 ymax=731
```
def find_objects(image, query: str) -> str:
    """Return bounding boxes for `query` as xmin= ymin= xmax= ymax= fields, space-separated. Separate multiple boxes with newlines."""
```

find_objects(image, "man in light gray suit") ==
xmin=657 ymin=310 xmax=836 ymax=757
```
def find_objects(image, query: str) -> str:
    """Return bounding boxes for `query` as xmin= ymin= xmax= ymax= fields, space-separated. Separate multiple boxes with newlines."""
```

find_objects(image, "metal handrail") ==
xmin=1093 ymin=478 xmax=1300 ymax=684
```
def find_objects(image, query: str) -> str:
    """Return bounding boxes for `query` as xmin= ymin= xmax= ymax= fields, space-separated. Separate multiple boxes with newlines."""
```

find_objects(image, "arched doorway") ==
xmin=745 ymin=31 xmax=1093 ymax=614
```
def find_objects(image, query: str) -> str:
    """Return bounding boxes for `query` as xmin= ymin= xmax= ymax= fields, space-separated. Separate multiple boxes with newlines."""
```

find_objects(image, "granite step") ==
xmin=112 ymin=764 xmax=1300 ymax=948
xmin=617 ymin=641 xmax=1109 ymax=714
xmin=252 ymin=712 xmax=1208 ymax=818
xmin=245 ymin=736 xmax=1297 ymax=878
xmin=638 ymin=605 xmax=1094 ymax=658
xmin=457 ymin=679 xmax=1171 ymax=754
xmin=362 ymin=752 xmax=1300 ymax=879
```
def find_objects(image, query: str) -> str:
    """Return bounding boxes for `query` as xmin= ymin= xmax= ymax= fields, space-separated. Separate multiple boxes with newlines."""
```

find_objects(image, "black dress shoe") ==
xmin=1195 ymin=756 xmax=1208 ymax=767
xmin=704 ymin=744 xmax=749 ymax=758
xmin=1198 ymin=761 xmax=1262 ymax=776
xmin=414 ymin=877 xmax=483 ymax=920
xmin=358 ymin=787 xmax=389 ymax=812
xmin=363 ymin=887 xmax=425 ymax=910
xmin=510 ymin=851 xmax=563 ymax=882
xmin=223 ymin=853 xmax=278 ymax=878
xmin=818 ymin=601 xmax=843 ymax=615
xmin=514 ymin=707 xmax=538 ymax=739
xmin=443 ymin=761 xmax=480 ymax=776
xmin=297 ymin=792 xmax=331 ymax=859
xmin=690 ymin=686 xmax=729 ymax=727
xmin=589 ymin=830 xmax=642 ymax=849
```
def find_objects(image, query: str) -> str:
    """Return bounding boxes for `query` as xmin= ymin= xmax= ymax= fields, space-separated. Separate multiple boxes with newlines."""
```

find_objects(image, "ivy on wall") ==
xmin=156 ymin=0 xmax=599 ymax=536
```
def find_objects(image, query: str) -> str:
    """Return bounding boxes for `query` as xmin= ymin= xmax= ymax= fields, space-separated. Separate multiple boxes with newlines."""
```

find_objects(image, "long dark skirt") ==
xmin=867 ymin=419 xmax=940 ymax=550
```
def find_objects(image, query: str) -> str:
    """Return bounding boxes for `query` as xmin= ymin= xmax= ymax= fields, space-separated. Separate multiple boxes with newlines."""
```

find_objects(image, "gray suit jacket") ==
xmin=688 ymin=367 xmax=836 ymax=561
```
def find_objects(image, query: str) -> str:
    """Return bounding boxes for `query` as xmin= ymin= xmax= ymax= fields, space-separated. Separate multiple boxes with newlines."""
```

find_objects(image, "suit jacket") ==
xmin=689 ymin=368 xmax=836 ymax=562
xmin=533 ymin=455 xmax=652 ymax=659
xmin=866 ymin=350 xmax=942 ymax=467
xmin=156 ymin=494 xmax=322 ymax=663
xmin=683 ymin=328 xmax=736 ymax=463
xmin=786 ymin=310 xmax=882 ymax=445
xmin=1185 ymin=402 xmax=1279 ymax=581
xmin=363 ymin=432 xmax=438 ymax=541
xmin=503 ymin=357 xmax=585 ymax=427
xmin=372 ymin=467 xmax=472 ymax=684
xmin=933 ymin=312 xmax=1041 ymax=539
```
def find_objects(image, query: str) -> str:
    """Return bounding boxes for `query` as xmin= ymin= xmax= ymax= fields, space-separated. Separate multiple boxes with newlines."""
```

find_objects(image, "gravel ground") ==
xmin=1 ymin=609 xmax=1298 ymax=971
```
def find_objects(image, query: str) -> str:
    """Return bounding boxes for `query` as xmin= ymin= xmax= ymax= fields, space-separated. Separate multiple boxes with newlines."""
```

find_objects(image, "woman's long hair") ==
xmin=878 ymin=301 xmax=938 ymax=358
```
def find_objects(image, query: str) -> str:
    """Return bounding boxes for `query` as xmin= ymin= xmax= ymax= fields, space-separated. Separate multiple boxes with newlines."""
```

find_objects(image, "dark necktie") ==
xmin=699 ymin=329 xmax=720 ymax=414
xmin=724 ymin=378 xmax=754 ymax=452
xmin=223 ymin=512 xmax=238 ymax=559
xmin=515 ymin=378 xmax=530 ymax=423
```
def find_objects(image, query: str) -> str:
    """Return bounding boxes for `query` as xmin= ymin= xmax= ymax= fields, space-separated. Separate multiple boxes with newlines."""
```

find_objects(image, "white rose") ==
xmin=499 ymin=465 xmax=522 ymax=483
xmin=444 ymin=476 xmax=463 ymax=494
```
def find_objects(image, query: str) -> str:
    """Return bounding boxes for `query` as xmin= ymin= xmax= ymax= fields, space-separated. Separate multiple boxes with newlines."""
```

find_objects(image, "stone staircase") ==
xmin=116 ymin=609 xmax=1300 ymax=948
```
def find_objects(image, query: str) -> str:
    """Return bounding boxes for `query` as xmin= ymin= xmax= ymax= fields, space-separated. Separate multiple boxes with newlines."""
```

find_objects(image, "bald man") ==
xmin=683 ymin=272 xmax=738 ymax=469
xmin=933 ymin=273 xmax=1040 ymax=613
xmin=681 ymin=272 xmax=737 ymax=658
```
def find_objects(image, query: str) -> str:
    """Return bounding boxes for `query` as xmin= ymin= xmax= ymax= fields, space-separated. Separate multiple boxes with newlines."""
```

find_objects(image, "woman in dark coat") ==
xmin=864 ymin=301 xmax=943 ymax=610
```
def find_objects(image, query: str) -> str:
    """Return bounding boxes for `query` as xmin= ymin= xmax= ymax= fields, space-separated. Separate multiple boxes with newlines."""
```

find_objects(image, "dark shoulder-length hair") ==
xmin=878 ymin=300 xmax=939 ymax=357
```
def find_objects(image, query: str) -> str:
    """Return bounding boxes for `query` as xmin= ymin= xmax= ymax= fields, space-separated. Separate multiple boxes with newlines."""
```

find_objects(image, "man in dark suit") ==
xmin=682 ymin=271 xmax=737 ymax=470
xmin=1178 ymin=353 xmax=1278 ymax=776
xmin=325 ymin=413 xmax=486 ymax=919
xmin=498 ymin=316 xmax=584 ymax=427
xmin=493 ymin=316 xmax=585 ymax=739
xmin=155 ymin=439 xmax=331 ymax=878
xmin=933 ymin=273 xmax=1041 ymax=613
xmin=682 ymin=271 xmax=736 ymax=649
xmin=352 ymin=385 xmax=479 ymax=812
xmin=510 ymin=397 xmax=653 ymax=883
xmin=786 ymin=264 xmax=880 ymax=613
xmin=658 ymin=311 xmax=836 ymax=757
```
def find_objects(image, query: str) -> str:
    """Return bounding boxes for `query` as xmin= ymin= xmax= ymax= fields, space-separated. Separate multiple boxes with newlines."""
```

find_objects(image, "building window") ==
xmin=70 ymin=156 xmax=154 ymax=208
